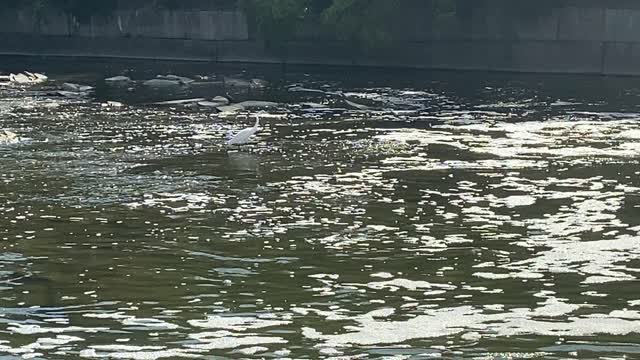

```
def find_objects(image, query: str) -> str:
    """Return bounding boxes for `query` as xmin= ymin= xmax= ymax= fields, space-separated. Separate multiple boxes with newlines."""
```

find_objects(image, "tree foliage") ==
xmin=242 ymin=0 xmax=310 ymax=43
xmin=321 ymin=0 xmax=399 ymax=48
xmin=244 ymin=0 xmax=458 ymax=49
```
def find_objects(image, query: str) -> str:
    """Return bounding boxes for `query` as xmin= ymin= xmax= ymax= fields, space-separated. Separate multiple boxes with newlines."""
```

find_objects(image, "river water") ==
xmin=1 ymin=58 xmax=640 ymax=359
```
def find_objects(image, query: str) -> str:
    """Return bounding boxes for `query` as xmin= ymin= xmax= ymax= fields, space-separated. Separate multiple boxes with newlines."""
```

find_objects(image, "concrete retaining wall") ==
xmin=3 ymin=0 xmax=640 ymax=75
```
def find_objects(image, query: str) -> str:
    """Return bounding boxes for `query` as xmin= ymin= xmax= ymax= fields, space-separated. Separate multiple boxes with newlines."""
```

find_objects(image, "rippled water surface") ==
xmin=2 ymin=58 xmax=640 ymax=359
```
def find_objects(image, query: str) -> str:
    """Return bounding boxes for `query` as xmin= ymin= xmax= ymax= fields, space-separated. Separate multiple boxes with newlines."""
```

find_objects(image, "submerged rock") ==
xmin=223 ymin=77 xmax=268 ymax=89
xmin=288 ymin=86 xmax=328 ymax=95
xmin=344 ymin=99 xmax=372 ymax=110
xmin=241 ymin=100 xmax=278 ymax=108
xmin=62 ymin=83 xmax=94 ymax=92
xmin=105 ymin=76 xmax=132 ymax=85
xmin=56 ymin=90 xmax=90 ymax=98
xmin=288 ymin=86 xmax=343 ymax=98
xmin=216 ymin=103 xmax=245 ymax=113
xmin=143 ymin=78 xmax=186 ymax=88
xmin=223 ymin=77 xmax=251 ymax=88
xmin=157 ymin=74 xmax=194 ymax=84
xmin=153 ymin=98 xmax=206 ymax=106
xmin=216 ymin=100 xmax=279 ymax=113
xmin=198 ymin=96 xmax=231 ymax=108
xmin=197 ymin=101 xmax=220 ymax=108
xmin=300 ymin=102 xmax=327 ymax=108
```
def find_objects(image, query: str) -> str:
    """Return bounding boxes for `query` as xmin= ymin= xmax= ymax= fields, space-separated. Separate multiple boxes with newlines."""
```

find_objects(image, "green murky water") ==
xmin=2 ymin=58 xmax=640 ymax=359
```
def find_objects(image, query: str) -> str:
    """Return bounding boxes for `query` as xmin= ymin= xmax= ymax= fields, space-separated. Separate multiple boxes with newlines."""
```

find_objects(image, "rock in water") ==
xmin=102 ymin=101 xmax=124 ymax=108
xmin=212 ymin=96 xmax=230 ymax=105
xmin=0 ymin=130 xmax=18 ymax=144
xmin=198 ymin=96 xmax=231 ymax=108
xmin=33 ymin=73 xmax=48 ymax=82
xmin=10 ymin=73 xmax=32 ymax=84
xmin=7 ymin=72 xmax=47 ymax=85
xmin=25 ymin=72 xmax=48 ymax=83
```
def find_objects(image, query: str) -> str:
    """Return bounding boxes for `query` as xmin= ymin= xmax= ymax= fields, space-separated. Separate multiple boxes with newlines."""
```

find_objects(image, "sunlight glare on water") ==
xmin=1 ymin=59 xmax=640 ymax=359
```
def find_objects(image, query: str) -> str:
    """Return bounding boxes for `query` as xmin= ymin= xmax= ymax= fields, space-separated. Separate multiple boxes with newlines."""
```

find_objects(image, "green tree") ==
xmin=242 ymin=0 xmax=310 ymax=44
xmin=245 ymin=0 xmax=458 ymax=50
xmin=321 ymin=0 xmax=397 ymax=48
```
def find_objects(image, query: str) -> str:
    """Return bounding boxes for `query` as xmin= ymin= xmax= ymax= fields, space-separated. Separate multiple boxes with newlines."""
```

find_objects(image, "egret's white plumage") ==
xmin=227 ymin=116 xmax=260 ymax=146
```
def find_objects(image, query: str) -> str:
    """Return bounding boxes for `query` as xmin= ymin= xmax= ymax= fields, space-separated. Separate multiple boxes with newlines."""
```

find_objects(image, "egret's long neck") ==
xmin=254 ymin=116 xmax=260 ymax=128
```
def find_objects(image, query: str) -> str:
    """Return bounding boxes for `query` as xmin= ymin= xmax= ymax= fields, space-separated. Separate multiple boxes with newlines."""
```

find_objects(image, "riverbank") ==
xmin=3 ymin=0 xmax=640 ymax=75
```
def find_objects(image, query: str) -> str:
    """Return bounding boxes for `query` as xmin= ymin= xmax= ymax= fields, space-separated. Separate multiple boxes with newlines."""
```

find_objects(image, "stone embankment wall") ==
xmin=2 ymin=0 xmax=640 ymax=75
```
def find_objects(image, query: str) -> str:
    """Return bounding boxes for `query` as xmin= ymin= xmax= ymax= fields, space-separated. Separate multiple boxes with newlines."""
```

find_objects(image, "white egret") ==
xmin=227 ymin=115 xmax=260 ymax=146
